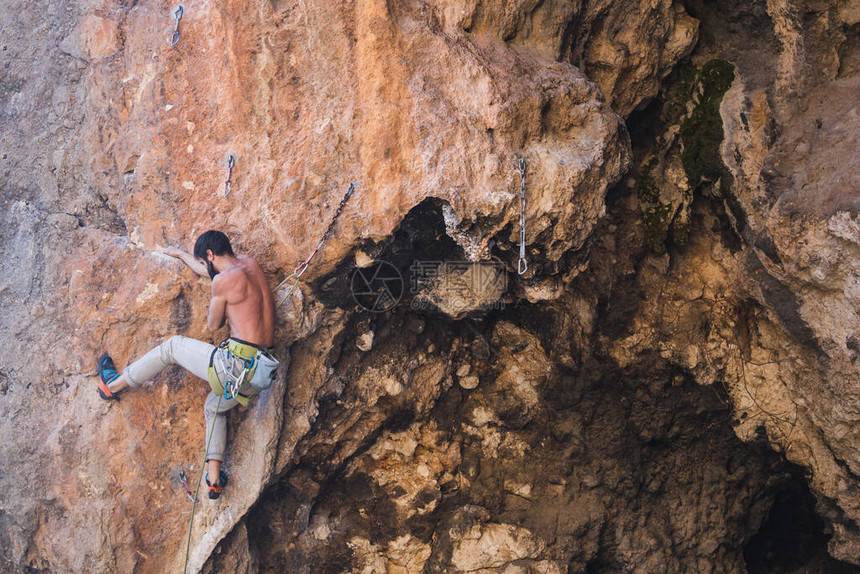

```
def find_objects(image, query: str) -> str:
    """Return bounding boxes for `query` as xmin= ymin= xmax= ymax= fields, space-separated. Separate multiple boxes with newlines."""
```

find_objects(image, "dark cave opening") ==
xmin=311 ymin=196 xmax=466 ymax=311
xmin=743 ymin=471 xmax=858 ymax=574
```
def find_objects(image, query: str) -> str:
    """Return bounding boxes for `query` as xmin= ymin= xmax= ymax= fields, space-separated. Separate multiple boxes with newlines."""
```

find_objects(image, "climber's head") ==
xmin=193 ymin=230 xmax=235 ymax=279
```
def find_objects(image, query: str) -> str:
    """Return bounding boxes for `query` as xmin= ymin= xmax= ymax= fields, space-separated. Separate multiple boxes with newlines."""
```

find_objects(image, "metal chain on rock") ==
xmin=275 ymin=181 xmax=358 ymax=308
xmin=518 ymin=158 xmax=528 ymax=275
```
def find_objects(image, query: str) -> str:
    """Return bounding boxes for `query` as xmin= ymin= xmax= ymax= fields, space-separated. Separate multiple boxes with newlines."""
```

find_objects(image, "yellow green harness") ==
xmin=207 ymin=338 xmax=268 ymax=406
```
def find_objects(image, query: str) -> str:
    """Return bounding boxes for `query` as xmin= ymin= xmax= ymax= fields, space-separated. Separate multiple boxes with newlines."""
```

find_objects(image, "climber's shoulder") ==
xmin=237 ymin=255 xmax=263 ymax=272
xmin=220 ymin=256 xmax=269 ymax=297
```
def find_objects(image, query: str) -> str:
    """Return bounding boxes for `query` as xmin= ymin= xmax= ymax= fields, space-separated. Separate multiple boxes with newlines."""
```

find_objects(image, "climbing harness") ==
xmin=275 ymin=181 xmax=357 ymax=308
xmin=517 ymin=158 xmax=528 ymax=275
xmin=206 ymin=338 xmax=277 ymax=406
xmin=224 ymin=154 xmax=235 ymax=197
xmin=178 ymin=469 xmax=196 ymax=502
xmin=170 ymin=6 xmax=184 ymax=47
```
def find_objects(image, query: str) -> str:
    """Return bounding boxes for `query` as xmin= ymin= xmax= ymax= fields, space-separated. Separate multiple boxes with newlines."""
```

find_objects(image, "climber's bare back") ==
xmin=209 ymin=256 xmax=275 ymax=348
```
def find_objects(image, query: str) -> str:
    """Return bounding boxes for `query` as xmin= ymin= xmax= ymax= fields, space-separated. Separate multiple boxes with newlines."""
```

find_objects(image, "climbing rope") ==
xmin=182 ymin=391 xmax=224 ymax=574
xmin=224 ymin=154 xmax=236 ymax=197
xmin=275 ymin=182 xmax=357 ymax=308
xmin=182 ymin=349 xmax=259 ymax=572
xmin=171 ymin=5 xmax=184 ymax=47
xmin=517 ymin=158 xmax=528 ymax=275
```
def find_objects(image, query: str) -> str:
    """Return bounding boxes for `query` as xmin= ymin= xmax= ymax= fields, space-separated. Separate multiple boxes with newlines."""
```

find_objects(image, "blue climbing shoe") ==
xmin=206 ymin=470 xmax=229 ymax=500
xmin=97 ymin=353 xmax=120 ymax=400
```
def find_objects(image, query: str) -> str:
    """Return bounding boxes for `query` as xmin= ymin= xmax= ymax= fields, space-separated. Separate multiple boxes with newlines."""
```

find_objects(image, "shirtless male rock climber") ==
xmin=96 ymin=230 xmax=277 ymax=499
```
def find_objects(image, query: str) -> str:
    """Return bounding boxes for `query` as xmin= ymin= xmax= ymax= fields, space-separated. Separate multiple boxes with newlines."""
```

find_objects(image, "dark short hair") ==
xmin=193 ymin=230 xmax=234 ymax=260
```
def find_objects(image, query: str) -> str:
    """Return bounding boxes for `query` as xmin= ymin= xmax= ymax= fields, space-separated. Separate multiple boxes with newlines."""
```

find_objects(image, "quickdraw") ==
xmin=170 ymin=6 xmax=184 ymax=47
xmin=275 ymin=181 xmax=357 ymax=308
xmin=224 ymin=154 xmax=236 ymax=197
xmin=217 ymin=346 xmax=255 ymax=400
xmin=517 ymin=158 xmax=528 ymax=275
xmin=178 ymin=469 xmax=196 ymax=502
xmin=224 ymin=371 xmax=244 ymax=400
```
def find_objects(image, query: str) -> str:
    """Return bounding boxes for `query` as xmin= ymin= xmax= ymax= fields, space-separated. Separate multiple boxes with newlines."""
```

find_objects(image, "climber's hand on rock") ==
xmin=162 ymin=246 xmax=186 ymax=259
xmin=162 ymin=246 xmax=210 ymax=278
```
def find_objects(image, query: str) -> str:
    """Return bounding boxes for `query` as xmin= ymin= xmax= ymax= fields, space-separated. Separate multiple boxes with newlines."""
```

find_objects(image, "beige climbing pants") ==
xmin=123 ymin=335 xmax=239 ymax=462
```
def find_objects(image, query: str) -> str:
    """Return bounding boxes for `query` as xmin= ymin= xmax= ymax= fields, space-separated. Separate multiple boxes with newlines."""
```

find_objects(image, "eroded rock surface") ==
xmin=2 ymin=0 xmax=860 ymax=572
xmin=246 ymin=302 xmax=792 ymax=572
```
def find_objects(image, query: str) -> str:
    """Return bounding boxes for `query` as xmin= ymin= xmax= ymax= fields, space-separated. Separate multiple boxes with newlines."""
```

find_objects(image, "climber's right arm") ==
xmin=162 ymin=246 xmax=210 ymax=278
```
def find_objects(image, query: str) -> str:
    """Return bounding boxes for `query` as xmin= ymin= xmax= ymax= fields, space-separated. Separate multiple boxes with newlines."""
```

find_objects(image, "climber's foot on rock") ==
xmin=97 ymin=353 xmax=120 ymax=400
xmin=206 ymin=470 xmax=229 ymax=500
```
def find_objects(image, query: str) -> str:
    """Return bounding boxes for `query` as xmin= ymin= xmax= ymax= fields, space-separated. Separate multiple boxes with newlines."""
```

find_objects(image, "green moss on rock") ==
xmin=642 ymin=200 xmax=677 ymax=255
xmin=636 ymin=58 xmax=737 ymax=254
xmin=661 ymin=62 xmax=698 ymax=127
xmin=672 ymin=216 xmax=690 ymax=247
xmin=679 ymin=59 xmax=735 ymax=188
xmin=636 ymin=157 xmax=661 ymax=204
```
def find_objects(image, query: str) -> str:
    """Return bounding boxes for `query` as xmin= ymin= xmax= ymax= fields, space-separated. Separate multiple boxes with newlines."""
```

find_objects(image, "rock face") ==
xmin=243 ymin=307 xmax=789 ymax=573
xmin=628 ymin=0 xmax=860 ymax=563
xmin=2 ymin=0 xmax=860 ymax=573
